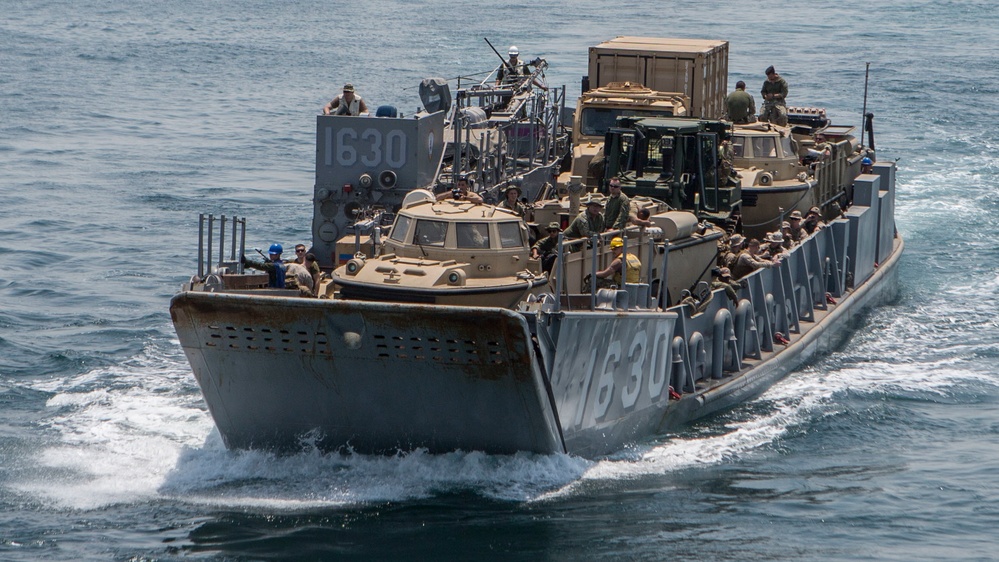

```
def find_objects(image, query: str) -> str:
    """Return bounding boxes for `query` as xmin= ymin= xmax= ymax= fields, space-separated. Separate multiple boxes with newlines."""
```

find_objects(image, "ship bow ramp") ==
xmin=170 ymin=293 xmax=564 ymax=454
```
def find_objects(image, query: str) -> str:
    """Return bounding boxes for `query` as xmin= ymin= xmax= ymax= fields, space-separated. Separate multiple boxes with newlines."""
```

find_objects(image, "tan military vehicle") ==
xmin=561 ymin=37 xmax=729 ymax=191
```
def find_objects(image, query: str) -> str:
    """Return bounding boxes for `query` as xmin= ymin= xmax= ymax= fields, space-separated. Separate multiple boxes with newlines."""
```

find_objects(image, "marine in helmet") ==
xmin=241 ymin=243 xmax=288 ymax=288
xmin=594 ymin=236 xmax=642 ymax=288
xmin=322 ymin=83 xmax=369 ymax=116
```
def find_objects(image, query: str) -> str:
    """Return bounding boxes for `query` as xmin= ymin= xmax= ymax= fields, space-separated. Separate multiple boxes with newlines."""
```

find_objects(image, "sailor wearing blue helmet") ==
xmin=241 ymin=243 xmax=288 ymax=288
xmin=861 ymin=156 xmax=874 ymax=174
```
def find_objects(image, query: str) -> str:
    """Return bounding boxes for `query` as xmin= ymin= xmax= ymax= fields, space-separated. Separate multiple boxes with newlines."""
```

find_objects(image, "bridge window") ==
xmin=780 ymin=136 xmax=794 ymax=158
xmin=414 ymin=219 xmax=448 ymax=246
xmin=498 ymin=222 xmax=524 ymax=248
xmin=751 ymin=136 xmax=777 ymax=158
xmin=456 ymin=223 xmax=490 ymax=249
xmin=390 ymin=215 xmax=412 ymax=242
xmin=731 ymin=136 xmax=746 ymax=158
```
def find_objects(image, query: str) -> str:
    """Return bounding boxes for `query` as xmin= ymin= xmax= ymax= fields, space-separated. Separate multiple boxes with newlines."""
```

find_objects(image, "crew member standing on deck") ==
xmin=760 ymin=66 xmax=789 ymax=126
xmin=496 ymin=46 xmax=529 ymax=85
xmin=323 ymin=83 xmax=368 ymax=116
xmin=603 ymin=177 xmax=630 ymax=231
xmin=496 ymin=46 xmax=548 ymax=91
xmin=242 ymin=243 xmax=288 ymax=288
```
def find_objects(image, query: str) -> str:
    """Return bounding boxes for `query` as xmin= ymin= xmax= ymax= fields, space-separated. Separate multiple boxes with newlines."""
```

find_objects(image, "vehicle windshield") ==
xmin=580 ymin=107 xmax=677 ymax=137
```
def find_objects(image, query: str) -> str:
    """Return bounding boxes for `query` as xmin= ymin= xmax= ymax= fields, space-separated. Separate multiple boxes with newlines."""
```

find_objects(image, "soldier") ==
xmin=786 ymin=211 xmax=806 ymax=243
xmin=803 ymin=206 xmax=823 ymax=234
xmin=731 ymin=238 xmax=779 ymax=279
xmin=531 ymin=222 xmax=561 ymax=273
xmin=725 ymin=81 xmax=757 ymax=124
xmin=603 ymin=177 xmax=630 ymax=231
xmin=498 ymin=185 xmax=529 ymax=219
xmin=721 ymin=233 xmax=745 ymax=269
xmin=764 ymin=231 xmax=789 ymax=261
xmin=322 ymin=83 xmax=368 ymax=116
xmin=718 ymin=139 xmax=736 ymax=185
xmin=760 ymin=66 xmax=789 ymax=126
xmin=564 ymin=198 xmax=606 ymax=240
xmin=780 ymin=221 xmax=796 ymax=249
xmin=711 ymin=267 xmax=741 ymax=303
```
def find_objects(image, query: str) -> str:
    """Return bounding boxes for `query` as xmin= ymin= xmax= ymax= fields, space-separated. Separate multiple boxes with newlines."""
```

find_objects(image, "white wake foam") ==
xmin=16 ymin=325 xmax=995 ymax=511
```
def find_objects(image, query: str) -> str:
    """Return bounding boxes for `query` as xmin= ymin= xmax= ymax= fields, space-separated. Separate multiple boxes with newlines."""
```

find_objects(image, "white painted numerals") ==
xmin=326 ymin=127 xmax=407 ymax=168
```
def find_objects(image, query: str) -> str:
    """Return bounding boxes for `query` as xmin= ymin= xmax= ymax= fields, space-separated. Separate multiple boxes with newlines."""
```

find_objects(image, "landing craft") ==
xmin=171 ymin=39 xmax=902 ymax=458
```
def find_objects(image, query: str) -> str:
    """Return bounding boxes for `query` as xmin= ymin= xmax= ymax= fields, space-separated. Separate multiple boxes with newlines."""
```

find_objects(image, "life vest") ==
xmin=271 ymin=261 xmax=287 ymax=288
xmin=335 ymin=94 xmax=363 ymax=116
xmin=613 ymin=253 xmax=642 ymax=285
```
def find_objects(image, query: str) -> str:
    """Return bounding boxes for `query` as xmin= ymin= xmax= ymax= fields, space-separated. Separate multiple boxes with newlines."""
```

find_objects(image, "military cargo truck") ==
xmin=562 ymin=37 xmax=729 ymax=191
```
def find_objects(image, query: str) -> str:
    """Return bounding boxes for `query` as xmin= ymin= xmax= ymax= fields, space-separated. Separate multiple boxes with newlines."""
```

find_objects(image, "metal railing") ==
xmin=197 ymin=214 xmax=246 ymax=280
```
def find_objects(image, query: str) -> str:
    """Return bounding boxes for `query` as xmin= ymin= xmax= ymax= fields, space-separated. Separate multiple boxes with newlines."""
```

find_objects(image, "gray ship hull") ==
xmin=172 ymin=235 xmax=901 ymax=458
xmin=172 ymin=153 xmax=902 ymax=460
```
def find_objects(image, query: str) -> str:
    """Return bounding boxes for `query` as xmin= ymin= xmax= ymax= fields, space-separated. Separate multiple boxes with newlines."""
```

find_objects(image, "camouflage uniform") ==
xmin=730 ymin=249 xmax=777 ymax=279
xmin=711 ymin=279 xmax=740 ymax=302
xmin=603 ymin=192 xmax=631 ymax=231
xmin=499 ymin=198 xmax=528 ymax=219
xmin=563 ymin=210 xmax=605 ymax=240
xmin=532 ymin=234 xmax=558 ymax=256
xmin=760 ymin=73 xmax=789 ymax=126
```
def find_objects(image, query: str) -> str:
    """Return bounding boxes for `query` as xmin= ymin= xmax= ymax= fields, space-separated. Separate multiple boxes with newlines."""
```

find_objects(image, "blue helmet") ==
xmin=268 ymin=243 xmax=283 ymax=255
xmin=862 ymin=157 xmax=873 ymax=165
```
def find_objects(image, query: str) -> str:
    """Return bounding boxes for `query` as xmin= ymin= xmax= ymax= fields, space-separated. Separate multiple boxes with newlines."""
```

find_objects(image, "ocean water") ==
xmin=2 ymin=0 xmax=998 ymax=560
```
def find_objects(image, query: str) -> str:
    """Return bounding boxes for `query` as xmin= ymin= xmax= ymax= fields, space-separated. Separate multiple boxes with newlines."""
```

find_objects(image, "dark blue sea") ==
xmin=3 ymin=1 xmax=998 ymax=560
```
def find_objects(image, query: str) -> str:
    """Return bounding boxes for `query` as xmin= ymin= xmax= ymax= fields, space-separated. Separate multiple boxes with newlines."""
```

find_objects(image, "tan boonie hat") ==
xmin=808 ymin=206 xmax=821 ymax=215
xmin=547 ymin=222 xmax=560 ymax=231
xmin=342 ymin=83 xmax=355 ymax=92
xmin=768 ymin=232 xmax=784 ymax=243
xmin=729 ymin=233 xmax=746 ymax=247
xmin=789 ymin=210 xmax=803 ymax=220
